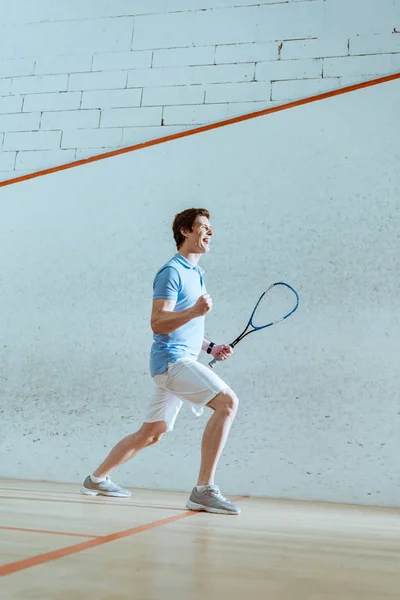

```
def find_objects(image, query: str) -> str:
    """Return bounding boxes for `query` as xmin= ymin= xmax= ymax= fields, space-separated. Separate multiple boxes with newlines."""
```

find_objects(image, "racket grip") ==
xmin=208 ymin=343 xmax=234 ymax=369
xmin=208 ymin=356 xmax=218 ymax=369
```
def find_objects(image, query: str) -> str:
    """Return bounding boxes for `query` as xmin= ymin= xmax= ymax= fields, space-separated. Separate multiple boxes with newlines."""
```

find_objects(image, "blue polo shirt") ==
xmin=150 ymin=253 xmax=206 ymax=376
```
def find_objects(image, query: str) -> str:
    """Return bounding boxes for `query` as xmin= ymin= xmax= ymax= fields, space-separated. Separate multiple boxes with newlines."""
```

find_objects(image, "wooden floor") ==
xmin=0 ymin=480 xmax=399 ymax=599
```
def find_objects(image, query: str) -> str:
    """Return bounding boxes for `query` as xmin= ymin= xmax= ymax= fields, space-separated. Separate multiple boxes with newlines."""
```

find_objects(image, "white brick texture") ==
xmin=350 ymin=33 xmax=400 ymax=56
xmin=338 ymin=75 xmax=387 ymax=87
xmin=0 ymin=95 xmax=23 ymax=114
xmin=1 ymin=0 xmax=399 ymax=180
xmin=153 ymin=47 xmax=215 ymax=68
xmin=205 ymin=82 xmax=270 ymax=103
xmin=128 ymin=65 xmax=253 ymax=88
xmin=92 ymin=52 xmax=152 ymax=72
xmin=132 ymin=4 xmax=324 ymax=49
xmin=23 ymin=92 xmax=82 ymax=113
xmin=100 ymin=107 xmax=162 ymax=128
xmin=81 ymin=89 xmax=142 ymax=109
xmin=0 ymin=151 xmax=16 ymax=171
xmin=0 ymin=58 xmax=35 ymax=78
xmin=0 ymin=112 xmax=40 ymax=133
xmin=121 ymin=125 xmax=187 ymax=146
xmin=0 ymin=1 xmax=290 ymax=24
xmin=61 ymin=128 xmax=123 ymax=150
xmin=162 ymin=101 xmax=273 ymax=128
xmin=225 ymin=101 xmax=275 ymax=118
xmin=271 ymin=78 xmax=341 ymax=101
xmin=216 ymin=42 xmax=278 ymax=64
xmin=280 ymin=38 xmax=349 ymax=60
xmin=68 ymin=72 xmax=127 ymax=92
xmin=324 ymin=54 xmax=400 ymax=78
xmin=324 ymin=0 xmax=398 ymax=37
xmin=0 ymin=3 xmax=165 ymax=24
xmin=163 ymin=104 xmax=230 ymax=126
xmin=0 ymin=79 xmax=12 ymax=96
xmin=11 ymin=75 xmax=68 ymax=95
xmin=142 ymin=86 xmax=205 ymax=107
xmin=162 ymin=0 xmax=289 ymax=10
xmin=15 ymin=150 xmax=76 ymax=172
xmin=4 ymin=131 xmax=62 ymax=151
xmin=41 ymin=110 xmax=100 ymax=131
xmin=35 ymin=55 xmax=93 ymax=76
xmin=256 ymin=59 xmax=323 ymax=82
xmin=0 ymin=18 xmax=135 ymax=59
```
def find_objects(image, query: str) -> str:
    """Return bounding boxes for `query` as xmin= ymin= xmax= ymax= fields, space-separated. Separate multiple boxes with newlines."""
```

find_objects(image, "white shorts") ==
xmin=145 ymin=357 xmax=229 ymax=431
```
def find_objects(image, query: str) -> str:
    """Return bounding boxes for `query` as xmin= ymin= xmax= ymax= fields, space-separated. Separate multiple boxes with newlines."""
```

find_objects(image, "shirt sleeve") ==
xmin=153 ymin=266 xmax=181 ymax=301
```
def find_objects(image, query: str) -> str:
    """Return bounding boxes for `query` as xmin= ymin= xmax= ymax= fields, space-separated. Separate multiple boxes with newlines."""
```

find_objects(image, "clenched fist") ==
xmin=192 ymin=294 xmax=213 ymax=317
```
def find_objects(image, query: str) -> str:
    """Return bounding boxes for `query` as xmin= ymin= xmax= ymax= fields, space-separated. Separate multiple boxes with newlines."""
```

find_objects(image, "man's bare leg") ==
xmin=197 ymin=388 xmax=239 ymax=485
xmin=186 ymin=388 xmax=240 ymax=514
xmin=92 ymin=421 xmax=168 ymax=478
xmin=81 ymin=421 xmax=167 ymax=497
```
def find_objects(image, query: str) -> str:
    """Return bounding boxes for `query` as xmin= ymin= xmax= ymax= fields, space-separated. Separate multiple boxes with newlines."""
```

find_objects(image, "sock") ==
xmin=90 ymin=474 xmax=107 ymax=483
xmin=197 ymin=485 xmax=211 ymax=493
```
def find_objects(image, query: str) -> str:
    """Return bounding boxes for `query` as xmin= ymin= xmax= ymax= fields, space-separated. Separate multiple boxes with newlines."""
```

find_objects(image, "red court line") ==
xmin=0 ymin=72 xmax=399 ymax=190
xmin=0 ymin=510 xmax=197 ymax=577
xmin=0 ymin=525 xmax=99 ymax=539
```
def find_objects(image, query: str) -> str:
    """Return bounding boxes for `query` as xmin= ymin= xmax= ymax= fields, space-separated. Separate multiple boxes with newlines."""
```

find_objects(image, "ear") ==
xmin=180 ymin=227 xmax=189 ymax=239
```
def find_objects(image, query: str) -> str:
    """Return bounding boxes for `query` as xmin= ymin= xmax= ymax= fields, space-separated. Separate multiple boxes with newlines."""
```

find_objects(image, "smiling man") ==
xmin=81 ymin=208 xmax=241 ymax=515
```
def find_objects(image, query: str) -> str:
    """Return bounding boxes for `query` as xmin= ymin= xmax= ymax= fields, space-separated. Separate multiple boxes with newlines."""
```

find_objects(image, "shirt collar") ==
xmin=174 ymin=253 xmax=204 ymax=274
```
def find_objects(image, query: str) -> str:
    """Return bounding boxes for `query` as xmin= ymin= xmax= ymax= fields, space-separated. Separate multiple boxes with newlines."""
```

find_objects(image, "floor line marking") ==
xmin=0 ymin=510 xmax=197 ymax=577
xmin=0 ymin=525 xmax=100 ymax=539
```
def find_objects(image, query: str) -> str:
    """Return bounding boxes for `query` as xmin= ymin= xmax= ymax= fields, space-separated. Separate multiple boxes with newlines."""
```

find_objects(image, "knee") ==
xmin=146 ymin=433 xmax=164 ymax=447
xmin=214 ymin=388 xmax=239 ymax=419
xmin=138 ymin=422 xmax=168 ymax=447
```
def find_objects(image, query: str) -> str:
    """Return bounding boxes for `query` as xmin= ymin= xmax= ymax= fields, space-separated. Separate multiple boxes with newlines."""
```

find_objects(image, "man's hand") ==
xmin=211 ymin=344 xmax=233 ymax=361
xmin=192 ymin=294 xmax=213 ymax=317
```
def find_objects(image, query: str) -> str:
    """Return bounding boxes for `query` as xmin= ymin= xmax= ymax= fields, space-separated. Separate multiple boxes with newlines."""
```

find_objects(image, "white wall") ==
xmin=0 ymin=0 xmax=400 ymax=181
xmin=1 ymin=78 xmax=399 ymax=506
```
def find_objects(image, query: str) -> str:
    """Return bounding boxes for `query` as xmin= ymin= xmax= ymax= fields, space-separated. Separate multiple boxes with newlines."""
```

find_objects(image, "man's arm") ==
xmin=151 ymin=296 xmax=212 ymax=335
xmin=202 ymin=338 xmax=211 ymax=352
xmin=151 ymin=299 xmax=196 ymax=335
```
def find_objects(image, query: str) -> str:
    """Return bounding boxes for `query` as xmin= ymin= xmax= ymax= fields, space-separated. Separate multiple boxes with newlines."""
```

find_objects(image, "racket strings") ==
xmin=250 ymin=285 xmax=298 ymax=328
xmin=208 ymin=282 xmax=299 ymax=369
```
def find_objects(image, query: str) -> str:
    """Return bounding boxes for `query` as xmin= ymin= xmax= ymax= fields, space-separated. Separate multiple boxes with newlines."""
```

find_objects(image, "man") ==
xmin=81 ymin=208 xmax=240 ymax=515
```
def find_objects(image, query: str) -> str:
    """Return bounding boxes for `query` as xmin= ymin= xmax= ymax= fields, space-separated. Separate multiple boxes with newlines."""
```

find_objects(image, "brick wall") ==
xmin=0 ymin=0 xmax=399 ymax=180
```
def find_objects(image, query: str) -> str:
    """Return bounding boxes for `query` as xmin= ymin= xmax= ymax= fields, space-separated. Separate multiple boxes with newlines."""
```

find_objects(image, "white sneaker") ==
xmin=81 ymin=476 xmax=131 ymax=497
xmin=186 ymin=485 xmax=240 ymax=515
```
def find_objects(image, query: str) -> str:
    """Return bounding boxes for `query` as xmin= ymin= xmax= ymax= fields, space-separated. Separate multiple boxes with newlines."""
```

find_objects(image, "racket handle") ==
xmin=208 ymin=356 xmax=218 ymax=369
xmin=208 ymin=344 xmax=234 ymax=369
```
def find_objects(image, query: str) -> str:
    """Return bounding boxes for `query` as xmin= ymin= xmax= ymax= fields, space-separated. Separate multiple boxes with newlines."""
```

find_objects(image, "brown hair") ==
xmin=172 ymin=208 xmax=210 ymax=249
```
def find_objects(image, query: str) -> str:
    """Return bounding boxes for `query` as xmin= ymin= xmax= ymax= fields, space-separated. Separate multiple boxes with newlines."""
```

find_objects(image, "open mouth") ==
xmin=203 ymin=238 xmax=210 ymax=245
